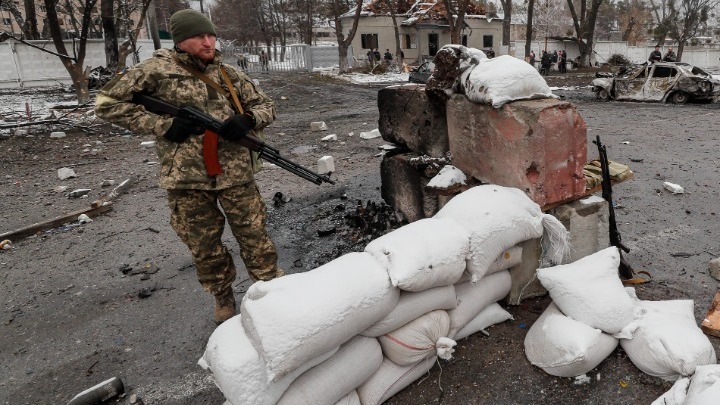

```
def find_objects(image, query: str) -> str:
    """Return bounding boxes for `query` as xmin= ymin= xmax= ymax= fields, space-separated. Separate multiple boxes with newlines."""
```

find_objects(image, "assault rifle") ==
xmin=131 ymin=93 xmax=335 ymax=185
xmin=594 ymin=135 xmax=634 ymax=279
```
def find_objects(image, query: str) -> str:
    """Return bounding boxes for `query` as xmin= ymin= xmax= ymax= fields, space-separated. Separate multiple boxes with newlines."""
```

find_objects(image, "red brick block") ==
xmin=447 ymin=96 xmax=587 ymax=207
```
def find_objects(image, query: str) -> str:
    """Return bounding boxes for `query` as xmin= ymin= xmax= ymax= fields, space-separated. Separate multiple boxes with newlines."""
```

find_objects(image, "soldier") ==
xmin=94 ymin=9 xmax=283 ymax=324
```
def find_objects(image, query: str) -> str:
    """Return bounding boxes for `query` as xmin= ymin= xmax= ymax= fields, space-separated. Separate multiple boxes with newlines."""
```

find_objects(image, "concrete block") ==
xmin=505 ymin=238 xmax=546 ymax=305
xmin=447 ymin=95 xmax=587 ymax=208
xmin=377 ymin=84 xmax=448 ymax=158
xmin=317 ymin=156 xmax=335 ymax=175
xmin=380 ymin=153 xmax=440 ymax=222
xmin=709 ymin=257 xmax=720 ymax=281
xmin=552 ymin=195 xmax=610 ymax=263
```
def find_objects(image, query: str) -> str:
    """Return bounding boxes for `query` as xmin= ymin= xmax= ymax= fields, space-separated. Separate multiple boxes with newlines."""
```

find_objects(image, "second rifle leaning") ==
xmin=132 ymin=93 xmax=335 ymax=185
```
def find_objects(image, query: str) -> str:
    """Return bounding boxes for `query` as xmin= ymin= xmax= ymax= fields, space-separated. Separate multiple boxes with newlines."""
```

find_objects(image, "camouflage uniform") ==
xmin=95 ymin=48 xmax=283 ymax=296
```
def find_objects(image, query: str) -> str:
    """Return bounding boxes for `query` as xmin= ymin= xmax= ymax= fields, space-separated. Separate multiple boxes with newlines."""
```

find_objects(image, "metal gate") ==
xmin=231 ymin=45 xmax=310 ymax=73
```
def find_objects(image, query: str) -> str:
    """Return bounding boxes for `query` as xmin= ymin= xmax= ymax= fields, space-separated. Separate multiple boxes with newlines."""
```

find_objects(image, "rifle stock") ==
xmin=131 ymin=93 xmax=335 ymax=185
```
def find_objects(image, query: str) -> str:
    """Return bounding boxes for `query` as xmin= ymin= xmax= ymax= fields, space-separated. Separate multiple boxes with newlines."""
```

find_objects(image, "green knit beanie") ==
xmin=170 ymin=9 xmax=216 ymax=44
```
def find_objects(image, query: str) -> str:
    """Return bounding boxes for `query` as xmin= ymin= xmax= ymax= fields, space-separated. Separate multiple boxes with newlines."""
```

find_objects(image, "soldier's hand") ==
xmin=164 ymin=117 xmax=203 ymax=143
xmin=218 ymin=113 xmax=255 ymax=142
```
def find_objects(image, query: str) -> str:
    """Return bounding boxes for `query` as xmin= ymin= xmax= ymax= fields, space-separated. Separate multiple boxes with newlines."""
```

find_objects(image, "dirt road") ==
xmin=1 ymin=71 xmax=719 ymax=404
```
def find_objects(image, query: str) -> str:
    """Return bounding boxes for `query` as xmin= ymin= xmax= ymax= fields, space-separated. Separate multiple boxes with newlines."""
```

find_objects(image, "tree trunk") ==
xmin=333 ymin=0 xmax=363 ymax=73
xmin=385 ymin=0 xmax=402 ymax=66
xmin=22 ymin=0 xmax=40 ymax=39
xmin=524 ymin=0 xmax=535 ymax=58
xmin=500 ymin=0 xmax=512 ymax=49
xmin=101 ymin=0 xmax=118 ymax=70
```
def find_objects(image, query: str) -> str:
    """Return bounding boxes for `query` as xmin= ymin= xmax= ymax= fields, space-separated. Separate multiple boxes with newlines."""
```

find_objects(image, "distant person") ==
xmin=649 ymin=45 xmax=662 ymax=63
xmin=237 ymin=53 xmax=247 ymax=70
xmin=558 ymin=50 xmax=567 ymax=73
xmin=397 ymin=49 xmax=404 ymax=67
xmin=663 ymin=47 xmax=677 ymax=62
xmin=528 ymin=50 xmax=536 ymax=68
xmin=373 ymin=48 xmax=381 ymax=63
xmin=366 ymin=49 xmax=375 ymax=65
xmin=551 ymin=50 xmax=558 ymax=68
xmin=260 ymin=50 xmax=269 ymax=72
xmin=383 ymin=49 xmax=393 ymax=65
xmin=540 ymin=51 xmax=552 ymax=75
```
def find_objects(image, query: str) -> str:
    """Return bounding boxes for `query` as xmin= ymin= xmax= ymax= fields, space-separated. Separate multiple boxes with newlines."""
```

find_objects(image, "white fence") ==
xmin=0 ymin=39 xmax=354 ymax=89
xmin=509 ymin=40 xmax=720 ymax=70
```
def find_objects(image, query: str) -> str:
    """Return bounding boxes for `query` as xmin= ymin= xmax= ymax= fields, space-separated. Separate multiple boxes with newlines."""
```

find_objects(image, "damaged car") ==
xmin=591 ymin=62 xmax=720 ymax=104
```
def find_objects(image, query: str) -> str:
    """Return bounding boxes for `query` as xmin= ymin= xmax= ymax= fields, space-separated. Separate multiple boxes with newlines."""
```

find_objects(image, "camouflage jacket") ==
xmin=95 ymin=48 xmax=276 ymax=190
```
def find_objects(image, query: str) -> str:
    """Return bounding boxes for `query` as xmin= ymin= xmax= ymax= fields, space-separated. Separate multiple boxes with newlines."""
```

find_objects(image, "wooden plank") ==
xmin=0 ymin=203 xmax=113 ymax=241
xmin=542 ymin=172 xmax=634 ymax=212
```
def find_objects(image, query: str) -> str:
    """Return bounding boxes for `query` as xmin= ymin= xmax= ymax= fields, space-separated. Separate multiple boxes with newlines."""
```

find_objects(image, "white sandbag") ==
xmin=357 ymin=356 xmax=437 ymax=405
xmin=454 ymin=302 xmax=514 ymax=340
xmin=620 ymin=299 xmax=717 ymax=381
xmin=447 ymin=271 xmax=512 ymax=338
xmin=456 ymin=245 xmax=523 ymax=284
xmin=241 ymin=252 xmax=400 ymax=382
xmin=364 ymin=217 xmax=470 ymax=291
xmin=334 ymin=391 xmax=361 ymax=405
xmin=277 ymin=336 xmax=383 ymax=405
xmin=684 ymin=364 xmax=720 ymax=404
xmin=459 ymin=54 xmax=557 ymax=108
xmin=537 ymin=246 xmax=635 ymax=335
xmin=378 ymin=310 xmax=456 ymax=366
xmin=524 ymin=303 xmax=619 ymax=377
xmin=651 ymin=377 xmax=690 ymax=405
xmin=362 ymin=285 xmax=457 ymax=337
xmin=435 ymin=185 xmax=568 ymax=282
xmin=198 ymin=315 xmax=337 ymax=405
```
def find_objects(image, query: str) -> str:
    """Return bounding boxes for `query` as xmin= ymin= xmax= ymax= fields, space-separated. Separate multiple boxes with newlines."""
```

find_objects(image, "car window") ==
xmin=651 ymin=66 xmax=677 ymax=78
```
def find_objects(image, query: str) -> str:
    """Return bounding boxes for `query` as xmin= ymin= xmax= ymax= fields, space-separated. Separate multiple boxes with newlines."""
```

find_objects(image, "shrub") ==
xmin=607 ymin=53 xmax=631 ymax=66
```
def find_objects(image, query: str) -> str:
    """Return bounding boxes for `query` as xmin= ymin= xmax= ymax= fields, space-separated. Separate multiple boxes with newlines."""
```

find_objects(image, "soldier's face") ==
xmin=178 ymin=33 xmax=217 ymax=62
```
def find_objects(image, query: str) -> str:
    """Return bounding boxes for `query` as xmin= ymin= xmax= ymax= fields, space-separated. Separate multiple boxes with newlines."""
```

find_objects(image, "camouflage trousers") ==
xmin=167 ymin=182 xmax=283 ymax=296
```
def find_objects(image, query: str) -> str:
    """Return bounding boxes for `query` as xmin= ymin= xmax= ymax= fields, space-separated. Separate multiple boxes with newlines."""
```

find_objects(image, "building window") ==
xmin=462 ymin=35 xmax=468 ymax=46
xmin=403 ymin=34 xmax=417 ymax=49
xmin=483 ymin=35 xmax=493 ymax=48
xmin=361 ymin=33 xmax=378 ymax=49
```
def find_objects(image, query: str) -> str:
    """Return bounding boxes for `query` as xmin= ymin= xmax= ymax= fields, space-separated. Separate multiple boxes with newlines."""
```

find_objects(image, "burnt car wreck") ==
xmin=591 ymin=62 xmax=720 ymax=104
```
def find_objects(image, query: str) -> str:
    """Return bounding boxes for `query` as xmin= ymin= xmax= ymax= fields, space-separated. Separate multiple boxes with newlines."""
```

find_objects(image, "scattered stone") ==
xmin=317 ymin=224 xmax=337 ymax=237
xmin=140 ymin=141 xmax=155 ymax=147
xmin=68 ymin=188 xmax=91 ymax=198
xmin=663 ymin=181 xmax=684 ymax=194
xmin=273 ymin=192 xmax=291 ymax=207
xmin=54 ymin=185 xmax=69 ymax=193
xmin=293 ymin=259 xmax=303 ymax=268
xmin=709 ymin=258 xmax=720 ymax=281
xmin=67 ymin=377 xmax=124 ymax=405
xmin=321 ymin=134 xmax=337 ymax=141
xmin=138 ymin=288 xmax=153 ymax=298
xmin=291 ymin=145 xmax=316 ymax=155
xmin=50 ymin=131 xmax=66 ymax=138
xmin=57 ymin=167 xmax=77 ymax=180
xmin=359 ymin=129 xmax=381 ymax=139
xmin=348 ymin=132 xmax=354 ymax=137
xmin=119 ymin=263 xmax=132 ymax=274
xmin=317 ymin=156 xmax=335 ymax=175
xmin=15 ymin=129 xmax=28 ymax=136
xmin=310 ymin=121 xmax=328 ymax=131
xmin=378 ymin=144 xmax=397 ymax=150
xmin=77 ymin=214 xmax=93 ymax=224
xmin=280 ymin=96 xmax=288 ymax=100
xmin=101 ymin=179 xmax=115 ymax=187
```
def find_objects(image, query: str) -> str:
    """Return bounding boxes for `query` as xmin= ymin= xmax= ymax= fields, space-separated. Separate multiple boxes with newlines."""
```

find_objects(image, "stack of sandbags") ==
xmin=199 ymin=184 xmax=570 ymax=405
xmin=525 ymin=247 xmax=634 ymax=377
xmin=527 ymin=246 xmax=716 ymax=382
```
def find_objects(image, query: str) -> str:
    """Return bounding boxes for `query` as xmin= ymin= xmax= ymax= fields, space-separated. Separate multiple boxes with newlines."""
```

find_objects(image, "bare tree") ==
xmin=668 ymin=0 xmax=716 ymax=60
xmin=101 ymin=0 xmax=119 ymax=69
xmin=385 ymin=0 xmax=402 ymax=65
xmin=566 ymin=0 xmax=605 ymax=67
xmin=330 ymin=0 xmax=363 ymax=73
xmin=43 ymin=0 xmax=99 ymax=103
xmin=441 ymin=0 xmax=486 ymax=44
